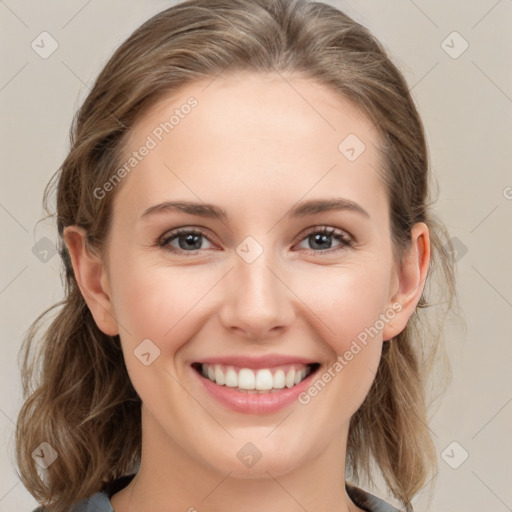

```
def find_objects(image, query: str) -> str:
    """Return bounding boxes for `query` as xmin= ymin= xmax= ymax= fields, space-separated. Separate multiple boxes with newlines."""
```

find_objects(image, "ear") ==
xmin=63 ymin=226 xmax=119 ymax=336
xmin=382 ymin=222 xmax=430 ymax=341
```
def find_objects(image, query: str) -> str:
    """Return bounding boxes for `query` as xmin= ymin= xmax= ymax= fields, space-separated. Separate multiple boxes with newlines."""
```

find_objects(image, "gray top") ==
xmin=33 ymin=475 xmax=412 ymax=512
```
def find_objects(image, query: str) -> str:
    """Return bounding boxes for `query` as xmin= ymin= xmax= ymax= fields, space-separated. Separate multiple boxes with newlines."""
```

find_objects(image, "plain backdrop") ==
xmin=1 ymin=1 xmax=511 ymax=511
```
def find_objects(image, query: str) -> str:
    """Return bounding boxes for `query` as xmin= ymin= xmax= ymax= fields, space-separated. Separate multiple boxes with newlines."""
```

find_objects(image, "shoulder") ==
xmin=346 ymin=482 xmax=413 ymax=512
xmin=31 ymin=490 xmax=113 ymax=512
xmin=31 ymin=479 xmax=409 ymax=512
xmin=30 ymin=474 xmax=136 ymax=512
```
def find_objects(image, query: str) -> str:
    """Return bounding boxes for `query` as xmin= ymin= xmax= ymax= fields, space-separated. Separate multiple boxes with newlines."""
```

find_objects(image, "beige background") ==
xmin=1 ymin=1 xmax=511 ymax=511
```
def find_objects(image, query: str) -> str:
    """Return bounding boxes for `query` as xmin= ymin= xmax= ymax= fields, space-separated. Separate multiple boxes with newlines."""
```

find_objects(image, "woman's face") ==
xmin=69 ymin=72 xmax=424 ymax=478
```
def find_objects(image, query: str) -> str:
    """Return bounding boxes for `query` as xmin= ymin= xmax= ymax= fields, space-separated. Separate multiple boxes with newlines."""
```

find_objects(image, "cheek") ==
xmin=108 ymin=259 xmax=210 ymax=403
xmin=294 ymin=260 xmax=393 ymax=349
xmin=292 ymin=262 xmax=391 ymax=404
xmin=111 ymin=251 xmax=393 ymax=355
xmin=109 ymin=257 xmax=217 ymax=352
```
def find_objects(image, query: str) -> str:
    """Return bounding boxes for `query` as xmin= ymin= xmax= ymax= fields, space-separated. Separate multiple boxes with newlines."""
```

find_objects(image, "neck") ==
xmin=111 ymin=407 xmax=362 ymax=512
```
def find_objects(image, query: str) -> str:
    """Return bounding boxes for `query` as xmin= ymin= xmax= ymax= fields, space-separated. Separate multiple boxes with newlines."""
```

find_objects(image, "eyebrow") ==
xmin=140 ymin=197 xmax=370 ymax=221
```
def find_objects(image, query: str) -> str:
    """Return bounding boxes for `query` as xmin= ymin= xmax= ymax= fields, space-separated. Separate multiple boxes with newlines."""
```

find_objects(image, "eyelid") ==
xmin=298 ymin=225 xmax=352 ymax=242
xmin=158 ymin=227 xmax=217 ymax=251
xmin=293 ymin=225 xmax=354 ymax=252
xmin=157 ymin=225 xmax=354 ymax=254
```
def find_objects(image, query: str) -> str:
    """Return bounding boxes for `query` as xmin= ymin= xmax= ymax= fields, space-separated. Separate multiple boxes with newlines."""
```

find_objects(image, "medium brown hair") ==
xmin=16 ymin=1 xmax=458 ymax=510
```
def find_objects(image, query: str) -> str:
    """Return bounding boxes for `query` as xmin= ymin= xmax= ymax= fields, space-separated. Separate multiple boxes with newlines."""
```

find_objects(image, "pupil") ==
xmin=312 ymin=233 xmax=330 ymax=250
xmin=181 ymin=234 xmax=201 ymax=250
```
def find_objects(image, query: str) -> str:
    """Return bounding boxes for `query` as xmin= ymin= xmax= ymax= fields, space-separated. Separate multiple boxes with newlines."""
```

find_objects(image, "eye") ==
xmin=157 ymin=225 xmax=354 ymax=256
xmin=294 ymin=226 xmax=353 ymax=253
xmin=158 ymin=228 xmax=214 ymax=253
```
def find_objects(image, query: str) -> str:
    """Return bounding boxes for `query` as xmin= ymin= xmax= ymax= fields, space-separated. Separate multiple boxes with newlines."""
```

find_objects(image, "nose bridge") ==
xmin=219 ymin=237 xmax=294 ymax=338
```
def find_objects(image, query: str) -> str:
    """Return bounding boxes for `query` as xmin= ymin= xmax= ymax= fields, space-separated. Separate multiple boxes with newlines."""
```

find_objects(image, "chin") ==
xmin=197 ymin=436 xmax=310 ymax=479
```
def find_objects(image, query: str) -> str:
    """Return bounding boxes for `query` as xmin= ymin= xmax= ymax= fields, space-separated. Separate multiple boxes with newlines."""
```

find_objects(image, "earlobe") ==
xmin=382 ymin=222 xmax=430 ymax=341
xmin=63 ymin=226 xmax=119 ymax=336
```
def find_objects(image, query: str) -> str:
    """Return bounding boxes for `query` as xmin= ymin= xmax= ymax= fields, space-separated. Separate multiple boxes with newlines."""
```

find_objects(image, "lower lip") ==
xmin=191 ymin=365 xmax=318 ymax=414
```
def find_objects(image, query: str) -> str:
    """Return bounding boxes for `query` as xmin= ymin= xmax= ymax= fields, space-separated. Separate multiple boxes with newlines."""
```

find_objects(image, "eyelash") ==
xmin=157 ymin=226 xmax=354 ymax=256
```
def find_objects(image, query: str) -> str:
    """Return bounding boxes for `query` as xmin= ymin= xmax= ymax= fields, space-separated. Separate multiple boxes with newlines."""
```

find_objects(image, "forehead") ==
xmin=112 ymin=71 xmax=387 ymax=222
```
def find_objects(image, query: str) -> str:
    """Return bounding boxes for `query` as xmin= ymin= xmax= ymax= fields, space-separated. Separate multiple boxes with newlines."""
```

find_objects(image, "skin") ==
xmin=65 ymin=71 xmax=430 ymax=512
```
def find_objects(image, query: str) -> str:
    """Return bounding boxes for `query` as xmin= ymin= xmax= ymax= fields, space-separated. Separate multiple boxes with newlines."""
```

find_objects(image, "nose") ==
xmin=218 ymin=248 xmax=296 ymax=340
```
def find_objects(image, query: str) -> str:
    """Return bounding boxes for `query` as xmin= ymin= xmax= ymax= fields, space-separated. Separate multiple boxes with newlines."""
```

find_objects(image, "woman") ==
xmin=16 ymin=1 xmax=456 ymax=511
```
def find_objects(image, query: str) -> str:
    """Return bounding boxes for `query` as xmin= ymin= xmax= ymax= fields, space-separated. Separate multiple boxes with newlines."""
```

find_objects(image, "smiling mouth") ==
xmin=191 ymin=362 xmax=321 ymax=393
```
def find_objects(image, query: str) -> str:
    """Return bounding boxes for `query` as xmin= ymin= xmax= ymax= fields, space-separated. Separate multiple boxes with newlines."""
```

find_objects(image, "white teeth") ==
xmin=285 ymin=367 xmax=295 ymax=388
xmin=294 ymin=369 xmax=305 ymax=385
xmin=198 ymin=363 xmax=313 ymax=391
xmin=238 ymin=368 xmax=255 ymax=389
xmin=255 ymin=369 xmax=273 ymax=390
xmin=224 ymin=367 xmax=237 ymax=387
xmin=215 ymin=365 xmax=225 ymax=385
xmin=273 ymin=369 xmax=285 ymax=389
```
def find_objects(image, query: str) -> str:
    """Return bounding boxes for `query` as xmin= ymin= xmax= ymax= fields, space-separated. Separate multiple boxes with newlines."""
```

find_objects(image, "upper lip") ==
xmin=193 ymin=354 xmax=319 ymax=369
